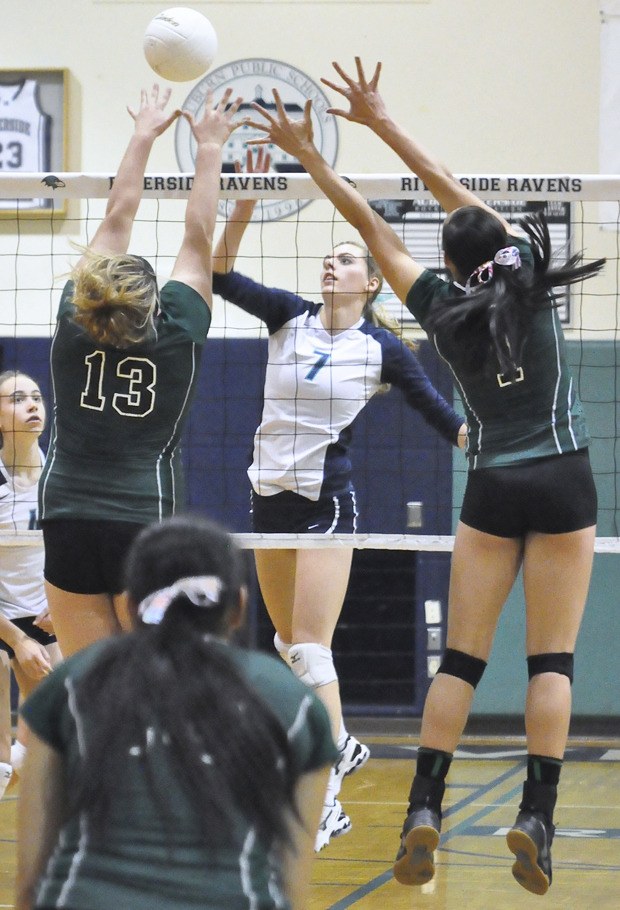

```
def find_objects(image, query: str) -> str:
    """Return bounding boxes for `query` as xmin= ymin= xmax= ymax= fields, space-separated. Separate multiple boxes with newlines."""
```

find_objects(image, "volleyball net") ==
xmin=0 ymin=171 xmax=619 ymax=551
xmin=2 ymin=172 xmax=619 ymax=712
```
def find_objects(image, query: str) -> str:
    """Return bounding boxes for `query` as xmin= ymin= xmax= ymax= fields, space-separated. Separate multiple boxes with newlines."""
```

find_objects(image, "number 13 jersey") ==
xmin=40 ymin=279 xmax=210 ymax=523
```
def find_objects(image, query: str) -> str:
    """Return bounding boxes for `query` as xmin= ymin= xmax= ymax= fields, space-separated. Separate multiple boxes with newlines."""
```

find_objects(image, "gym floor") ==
xmin=0 ymin=724 xmax=617 ymax=910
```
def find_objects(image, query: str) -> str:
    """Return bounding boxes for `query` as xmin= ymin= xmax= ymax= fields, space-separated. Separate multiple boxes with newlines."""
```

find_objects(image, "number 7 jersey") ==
xmin=40 ymin=279 xmax=210 ymax=523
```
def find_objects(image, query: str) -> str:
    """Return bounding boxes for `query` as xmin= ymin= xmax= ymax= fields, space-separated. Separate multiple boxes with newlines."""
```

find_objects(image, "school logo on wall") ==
xmin=175 ymin=58 xmax=339 ymax=222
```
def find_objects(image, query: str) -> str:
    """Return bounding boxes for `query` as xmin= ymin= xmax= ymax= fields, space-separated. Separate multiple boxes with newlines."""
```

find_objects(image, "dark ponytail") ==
xmin=70 ymin=516 xmax=298 ymax=849
xmin=428 ymin=209 xmax=605 ymax=378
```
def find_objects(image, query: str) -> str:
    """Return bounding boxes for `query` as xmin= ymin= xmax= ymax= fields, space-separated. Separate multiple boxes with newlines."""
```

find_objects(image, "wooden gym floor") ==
xmin=309 ymin=728 xmax=620 ymax=910
xmin=0 ymin=729 xmax=617 ymax=909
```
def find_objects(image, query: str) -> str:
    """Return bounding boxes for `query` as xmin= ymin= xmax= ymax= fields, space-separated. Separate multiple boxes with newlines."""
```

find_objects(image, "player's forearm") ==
xmin=185 ymin=141 xmax=223 ymax=254
xmin=106 ymin=132 xmax=156 ymax=220
xmin=0 ymin=615 xmax=25 ymax=650
xmin=296 ymin=144 xmax=377 ymax=237
xmin=213 ymin=207 xmax=253 ymax=273
xmin=369 ymin=115 xmax=467 ymax=205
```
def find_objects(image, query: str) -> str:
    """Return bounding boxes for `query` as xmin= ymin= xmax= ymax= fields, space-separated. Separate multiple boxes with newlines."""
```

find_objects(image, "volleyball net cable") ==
xmin=1 ymin=172 xmax=619 ymax=552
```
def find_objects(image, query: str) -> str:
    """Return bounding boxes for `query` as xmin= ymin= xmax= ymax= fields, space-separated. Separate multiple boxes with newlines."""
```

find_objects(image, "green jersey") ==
xmin=405 ymin=236 xmax=590 ymax=469
xmin=21 ymin=640 xmax=338 ymax=910
xmin=40 ymin=279 xmax=210 ymax=522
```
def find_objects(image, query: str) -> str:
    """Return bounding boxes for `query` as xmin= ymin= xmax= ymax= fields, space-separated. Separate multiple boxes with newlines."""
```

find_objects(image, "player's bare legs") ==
xmin=395 ymin=523 xmax=522 ymax=885
xmin=522 ymin=526 xmax=595 ymax=755
xmin=254 ymin=547 xmax=353 ymax=739
xmin=45 ymin=582 xmax=122 ymax=657
xmin=420 ymin=523 xmax=522 ymax=751
xmin=255 ymin=545 xmax=364 ymax=849
xmin=253 ymin=549 xmax=297 ymax=643
xmin=504 ymin=525 xmax=595 ymax=894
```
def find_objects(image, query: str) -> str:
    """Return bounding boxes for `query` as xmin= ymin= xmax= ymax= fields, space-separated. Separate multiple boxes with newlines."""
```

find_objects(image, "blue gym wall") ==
xmin=2 ymin=335 xmax=617 ymax=719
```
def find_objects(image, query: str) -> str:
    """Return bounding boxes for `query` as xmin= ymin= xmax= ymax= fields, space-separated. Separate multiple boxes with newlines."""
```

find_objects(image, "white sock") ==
xmin=325 ymin=764 xmax=341 ymax=803
xmin=10 ymin=740 xmax=26 ymax=773
xmin=0 ymin=762 xmax=11 ymax=799
xmin=337 ymin=719 xmax=348 ymax=751
xmin=273 ymin=632 xmax=293 ymax=668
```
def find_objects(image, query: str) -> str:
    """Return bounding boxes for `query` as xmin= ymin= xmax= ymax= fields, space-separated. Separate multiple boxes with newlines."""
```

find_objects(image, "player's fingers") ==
xmin=320 ymin=77 xmax=348 ymax=97
xmin=326 ymin=108 xmax=354 ymax=121
xmin=330 ymin=61 xmax=355 ymax=87
xmin=272 ymin=88 xmax=288 ymax=120
xmin=249 ymin=102 xmax=277 ymax=125
xmin=368 ymin=60 xmax=382 ymax=90
xmin=160 ymin=86 xmax=172 ymax=108
xmin=216 ymin=87 xmax=233 ymax=110
xmin=257 ymin=147 xmax=271 ymax=171
xmin=246 ymin=137 xmax=271 ymax=146
xmin=244 ymin=118 xmax=272 ymax=133
xmin=226 ymin=96 xmax=244 ymax=118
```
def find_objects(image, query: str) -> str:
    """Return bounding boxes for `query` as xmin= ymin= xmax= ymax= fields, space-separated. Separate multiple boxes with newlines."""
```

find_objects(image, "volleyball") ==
xmin=143 ymin=8 xmax=218 ymax=82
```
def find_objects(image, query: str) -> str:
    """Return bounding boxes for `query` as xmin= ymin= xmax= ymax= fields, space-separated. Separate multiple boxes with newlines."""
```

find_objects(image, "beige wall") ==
xmin=5 ymin=0 xmax=602 ymax=172
xmin=1 ymin=1 xmax=609 ymax=336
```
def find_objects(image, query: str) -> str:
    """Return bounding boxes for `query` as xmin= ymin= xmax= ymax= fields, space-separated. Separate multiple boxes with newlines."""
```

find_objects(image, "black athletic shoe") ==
xmin=393 ymin=805 xmax=441 ymax=886
xmin=507 ymin=809 xmax=555 ymax=895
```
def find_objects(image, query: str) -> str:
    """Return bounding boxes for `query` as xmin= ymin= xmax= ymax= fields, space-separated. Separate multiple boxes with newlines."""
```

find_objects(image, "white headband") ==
xmin=138 ymin=576 xmax=224 ymax=625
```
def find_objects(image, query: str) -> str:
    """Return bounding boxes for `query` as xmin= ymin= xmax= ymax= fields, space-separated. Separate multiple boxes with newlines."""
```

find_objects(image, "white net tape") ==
xmin=2 ymin=532 xmax=619 ymax=552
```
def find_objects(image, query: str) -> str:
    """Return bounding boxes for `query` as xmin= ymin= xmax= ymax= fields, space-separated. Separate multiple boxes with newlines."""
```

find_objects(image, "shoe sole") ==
xmin=506 ymin=828 xmax=550 ymax=895
xmin=393 ymin=824 xmax=439 ymax=886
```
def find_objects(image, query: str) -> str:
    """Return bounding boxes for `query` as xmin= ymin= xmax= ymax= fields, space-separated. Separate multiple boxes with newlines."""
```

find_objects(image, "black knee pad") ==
xmin=527 ymin=652 xmax=574 ymax=684
xmin=437 ymin=648 xmax=487 ymax=688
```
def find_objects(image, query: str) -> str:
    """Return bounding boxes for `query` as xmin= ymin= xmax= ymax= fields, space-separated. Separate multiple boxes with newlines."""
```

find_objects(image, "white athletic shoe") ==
xmin=315 ymin=799 xmax=352 ymax=852
xmin=333 ymin=734 xmax=370 ymax=788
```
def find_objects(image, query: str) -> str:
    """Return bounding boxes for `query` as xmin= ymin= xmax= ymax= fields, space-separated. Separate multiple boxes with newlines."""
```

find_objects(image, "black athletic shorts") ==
xmin=0 ymin=615 xmax=57 ymax=659
xmin=251 ymin=489 xmax=358 ymax=534
xmin=460 ymin=449 xmax=597 ymax=537
xmin=42 ymin=519 xmax=145 ymax=595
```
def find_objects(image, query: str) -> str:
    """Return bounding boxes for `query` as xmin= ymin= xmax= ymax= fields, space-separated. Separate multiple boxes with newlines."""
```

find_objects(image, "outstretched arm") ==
xmin=322 ymin=58 xmax=513 ymax=232
xmin=85 ymin=85 xmax=179 ymax=261
xmin=171 ymin=88 xmax=243 ymax=304
xmin=245 ymin=91 xmax=423 ymax=303
xmin=213 ymin=147 xmax=271 ymax=274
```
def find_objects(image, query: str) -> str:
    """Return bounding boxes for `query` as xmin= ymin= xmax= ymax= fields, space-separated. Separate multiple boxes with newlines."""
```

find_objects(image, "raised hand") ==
xmin=183 ymin=88 xmax=244 ymax=148
xmin=127 ymin=84 xmax=180 ymax=138
xmin=245 ymin=90 xmax=315 ymax=159
xmin=235 ymin=145 xmax=272 ymax=178
xmin=321 ymin=57 xmax=387 ymax=128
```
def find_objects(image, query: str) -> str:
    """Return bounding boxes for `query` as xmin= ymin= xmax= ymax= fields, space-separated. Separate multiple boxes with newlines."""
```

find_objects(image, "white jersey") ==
xmin=213 ymin=271 xmax=463 ymax=501
xmin=0 ymin=79 xmax=50 ymax=210
xmin=0 ymin=451 xmax=47 ymax=619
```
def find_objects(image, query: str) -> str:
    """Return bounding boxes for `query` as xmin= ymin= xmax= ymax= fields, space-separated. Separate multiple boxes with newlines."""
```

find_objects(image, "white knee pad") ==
xmin=273 ymin=632 xmax=293 ymax=667
xmin=288 ymin=642 xmax=337 ymax=689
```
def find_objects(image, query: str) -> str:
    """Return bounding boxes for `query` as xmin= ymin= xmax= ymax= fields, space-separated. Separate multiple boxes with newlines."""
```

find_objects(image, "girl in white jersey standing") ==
xmin=243 ymin=60 xmax=605 ymax=893
xmin=213 ymin=150 xmax=466 ymax=851
xmin=0 ymin=371 xmax=61 ymax=797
